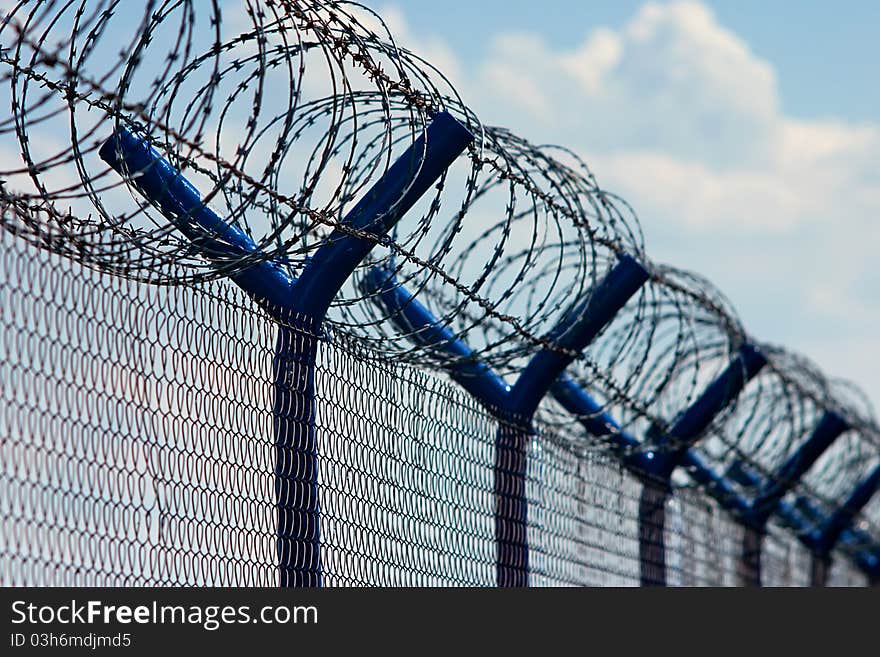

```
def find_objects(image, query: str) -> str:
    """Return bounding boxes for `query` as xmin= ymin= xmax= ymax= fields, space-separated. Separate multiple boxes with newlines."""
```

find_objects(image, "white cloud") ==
xmin=594 ymin=151 xmax=804 ymax=231
xmin=463 ymin=1 xmax=781 ymax=166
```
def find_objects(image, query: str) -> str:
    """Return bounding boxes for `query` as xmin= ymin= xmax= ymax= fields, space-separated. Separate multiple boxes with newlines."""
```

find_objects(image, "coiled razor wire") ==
xmin=1 ymin=0 xmax=879 ymax=581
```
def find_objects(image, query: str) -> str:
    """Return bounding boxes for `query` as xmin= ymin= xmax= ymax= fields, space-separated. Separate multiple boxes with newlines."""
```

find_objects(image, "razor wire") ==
xmin=0 ymin=0 xmax=878 ymax=585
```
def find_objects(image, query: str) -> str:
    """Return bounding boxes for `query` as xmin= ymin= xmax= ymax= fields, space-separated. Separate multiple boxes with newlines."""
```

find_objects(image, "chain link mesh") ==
xmin=2 ymin=227 xmax=869 ymax=586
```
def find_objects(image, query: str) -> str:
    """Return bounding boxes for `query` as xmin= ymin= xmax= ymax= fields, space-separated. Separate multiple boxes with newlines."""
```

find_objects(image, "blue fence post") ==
xmin=497 ymin=255 xmax=648 ymax=586
xmin=100 ymin=112 xmax=474 ymax=587
xmin=635 ymin=344 xmax=767 ymax=586
xmin=809 ymin=549 xmax=831 ymax=587
xmin=727 ymin=459 xmax=880 ymax=585
xmin=363 ymin=255 xmax=649 ymax=586
xmin=98 ymin=128 xmax=296 ymax=309
xmin=737 ymin=410 xmax=850 ymax=586
xmin=275 ymin=112 xmax=473 ymax=587
xmin=789 ymin=494 xmax=869 ymax=586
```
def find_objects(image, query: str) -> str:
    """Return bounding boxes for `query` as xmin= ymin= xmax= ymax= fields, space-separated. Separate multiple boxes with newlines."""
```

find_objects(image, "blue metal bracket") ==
xmin=631 ymin=343 xmax=767 ymax=585
xmin=101 ymin=111 xmax=474 ymax=587
xmin=808 ymin=463 xmax=880 ymax=566
xmin=728 ymin=459 xmax=880 ymax=585
xmin=362 ymin=255 xmax=649 ymax=586
xmin=361 ymin=265 xmax=511 ymax=411
xmin=727 ymin=461 xmax=811 ymax=532
xmin=549 ymin=373 xmax=646 ymax=465
xmin=99 ymin=128 xmax=297 ymax=313
xmin=731 ymin=411 xmax=850 ymax=585
xmin=289 ymin=112 xmax=475 ymax=319
xmin=646 ymin=344 xmax=768 ymax=478
xmin=750 ymin=411 xmax=850 ymax=526
xmin=550 ymin=374 xmax=750 ymax=513
xmin=507 ymin=255 xmax=650 ymax=419
xmin=680 ymin=451 xmax=752 ymax=517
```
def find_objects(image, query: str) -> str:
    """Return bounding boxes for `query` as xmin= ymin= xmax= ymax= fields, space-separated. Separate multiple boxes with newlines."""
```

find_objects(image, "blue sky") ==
xmin=396 ymin=0 xmax=880 ymax=122
xmin=377 ymin=1 xmax=880 ymax=406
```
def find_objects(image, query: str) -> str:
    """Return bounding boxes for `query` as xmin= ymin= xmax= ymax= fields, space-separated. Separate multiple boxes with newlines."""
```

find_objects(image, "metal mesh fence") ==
xmin=1 ymin=227 xmax=278 ymax=586
xmin=1 ymin=226 xmax=869 ymax=586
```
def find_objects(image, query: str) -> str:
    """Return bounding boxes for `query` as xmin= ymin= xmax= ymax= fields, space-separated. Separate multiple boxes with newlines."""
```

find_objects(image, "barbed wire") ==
xmin=1 ymin=0 xmax=878 ymax=557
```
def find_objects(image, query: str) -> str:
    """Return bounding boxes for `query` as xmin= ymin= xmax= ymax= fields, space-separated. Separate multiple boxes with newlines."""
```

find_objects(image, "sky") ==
xmin=376 ymin=0 xmax=880 ymax=408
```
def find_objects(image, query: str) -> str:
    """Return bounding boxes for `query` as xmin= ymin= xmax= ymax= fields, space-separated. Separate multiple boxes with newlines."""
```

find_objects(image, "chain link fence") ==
xmin=2 ymin=228 xmax=868 ymax=586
